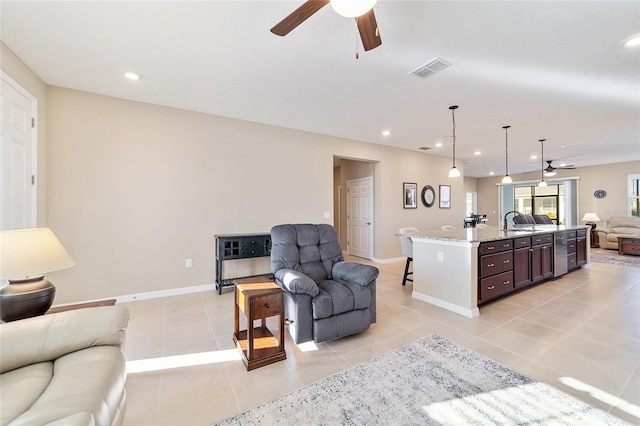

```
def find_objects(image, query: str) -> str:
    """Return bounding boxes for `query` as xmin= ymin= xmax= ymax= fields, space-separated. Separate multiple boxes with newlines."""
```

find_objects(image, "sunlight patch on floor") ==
xmin=560 ymin=376 xmax=640 ymax=419
xmin=126 ymin=349 xmax=241 ymax=373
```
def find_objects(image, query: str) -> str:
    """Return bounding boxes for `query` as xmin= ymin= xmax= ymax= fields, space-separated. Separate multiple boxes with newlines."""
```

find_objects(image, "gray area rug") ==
xmin=591 ymin=248 xmax=640 ymax=267
xmin=216 ymin=335 xmax=627 ymax=425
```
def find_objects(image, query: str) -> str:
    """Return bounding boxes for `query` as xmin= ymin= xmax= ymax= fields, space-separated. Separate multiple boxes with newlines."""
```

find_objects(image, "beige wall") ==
xmin=1 ymin=42 xmax=48 ymax=226
xmin=477 ymin=161 xmax=640 ymax=227
xmin=35 ymin=85 xmax=464 ymax=303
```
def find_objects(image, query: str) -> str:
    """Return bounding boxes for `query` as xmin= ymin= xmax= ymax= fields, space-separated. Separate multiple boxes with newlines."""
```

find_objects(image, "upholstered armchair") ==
xmin=270 ymin=224 xmax=378 ymax=344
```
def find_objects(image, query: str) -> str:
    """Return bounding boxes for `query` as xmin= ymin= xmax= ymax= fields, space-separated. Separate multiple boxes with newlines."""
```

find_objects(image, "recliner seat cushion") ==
xmin=313 ymin=280 xmax=372 ymax=319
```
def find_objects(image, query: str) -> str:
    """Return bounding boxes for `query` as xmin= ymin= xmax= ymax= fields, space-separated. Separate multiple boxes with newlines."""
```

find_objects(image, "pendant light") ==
xmin=501 ymin=125 xmax=512 ymax=183
xmin=448 ymin=105 xmax=461 ymax=178
xmin=538 ymin=139 xmax=548 ymax=187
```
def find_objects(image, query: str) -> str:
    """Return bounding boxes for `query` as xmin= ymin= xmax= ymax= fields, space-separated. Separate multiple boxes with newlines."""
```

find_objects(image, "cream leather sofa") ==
xmin=0 ymin=306 xmax=129 ymax=426
xmin=597 ymin=216 xmax=640 ymax=249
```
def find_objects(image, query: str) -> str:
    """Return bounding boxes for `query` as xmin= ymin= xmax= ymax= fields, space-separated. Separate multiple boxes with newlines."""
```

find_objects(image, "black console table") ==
xmin=214 ymin=233 xmax=272 ymax=295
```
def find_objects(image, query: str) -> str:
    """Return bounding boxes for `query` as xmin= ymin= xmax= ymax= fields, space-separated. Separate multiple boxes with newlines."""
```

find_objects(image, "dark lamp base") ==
xmin=0 ymin=277 xmax=56 ymax=322
xmin=585 ymin=222 xmax=597 ymax=231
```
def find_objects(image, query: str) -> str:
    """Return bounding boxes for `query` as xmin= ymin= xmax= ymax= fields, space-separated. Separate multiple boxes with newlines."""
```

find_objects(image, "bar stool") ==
xmin=398 ymin=227 xmax=419 ymax=286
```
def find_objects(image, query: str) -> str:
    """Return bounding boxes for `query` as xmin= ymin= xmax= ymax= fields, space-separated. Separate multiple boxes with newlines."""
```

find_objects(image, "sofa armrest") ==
xmin=332 ymin=261 xmax=379 ymax=286
xmin=597 ymin=227 xmax=612 ymax=235
xmin=0 ymin=305 xmax=129 ymax=374
xmin=275 ymin=269 xmax=319 ymax=297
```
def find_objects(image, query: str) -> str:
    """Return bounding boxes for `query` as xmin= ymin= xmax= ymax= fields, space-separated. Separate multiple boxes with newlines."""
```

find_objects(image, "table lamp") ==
xmin=0 ymin=228 xmax=75 ymax=322
xmin=581 ymin=213 xmax=600 ymax=230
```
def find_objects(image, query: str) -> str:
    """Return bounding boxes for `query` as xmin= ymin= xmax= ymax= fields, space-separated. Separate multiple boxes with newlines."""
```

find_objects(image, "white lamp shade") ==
xmin=330 ymin=0 xmax=377 ymax=17
xmin=449 ymin=167 xmax=461 ymax=178
xmin=581 ymin=213 xmax=601 ymax=222
xmin=501 ymin=175 xmax=512 ymax=183
xmin=0 ymin=228 xmax=75 ymax=280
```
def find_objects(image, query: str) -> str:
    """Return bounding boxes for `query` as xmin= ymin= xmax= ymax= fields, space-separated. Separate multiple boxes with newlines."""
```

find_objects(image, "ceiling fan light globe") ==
xmin=330 ymin=0 xmax=377 ymax=17
xmin=544 ymin=170 xmax=556 ymax=177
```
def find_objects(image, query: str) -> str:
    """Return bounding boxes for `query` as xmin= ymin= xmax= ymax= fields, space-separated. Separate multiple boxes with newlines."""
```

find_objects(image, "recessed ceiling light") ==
xmin=560 ymin=142 xmax=583 ymax=148
xmin=435 ymin=142 xmax=443 ymax=148
xmin=124 ymin=71 xmax=143 ymax=81
xmin=474 ymin=151 xmax=481 ymax=156
xmin=530 ymin=155 xmax=538 ymax=160
xmin=624 ymin=34 xmax=640 ymax=47
xmin=489 ymin=171 xmax=495 ymax=176
xmin=382 ymin=130 xmax=391 ymax=136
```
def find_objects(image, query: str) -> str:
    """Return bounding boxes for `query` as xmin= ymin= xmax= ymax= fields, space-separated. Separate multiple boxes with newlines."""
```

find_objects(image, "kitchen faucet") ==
xmin=503 ymin=211 xmax=522 ymax=230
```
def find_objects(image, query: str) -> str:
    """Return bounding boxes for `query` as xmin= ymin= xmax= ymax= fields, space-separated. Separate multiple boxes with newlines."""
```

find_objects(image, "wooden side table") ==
xmin=233 ymin=277 xmax=286 ymax=371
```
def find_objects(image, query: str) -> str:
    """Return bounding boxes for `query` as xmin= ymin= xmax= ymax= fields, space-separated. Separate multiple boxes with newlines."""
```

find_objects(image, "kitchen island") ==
xmin=408 ymin=225 xmax=590 ymax=318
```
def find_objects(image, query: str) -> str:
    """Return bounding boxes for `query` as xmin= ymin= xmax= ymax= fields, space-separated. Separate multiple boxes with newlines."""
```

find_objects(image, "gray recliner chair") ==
xmin=270 ymin=224 xmax=379 ymax=344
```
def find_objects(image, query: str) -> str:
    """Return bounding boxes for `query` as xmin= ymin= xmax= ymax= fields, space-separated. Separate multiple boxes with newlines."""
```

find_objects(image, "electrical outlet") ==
xmin=185 ymin=259 xmax=192 ymax=268
xmin=437 ymin=252 xmax=444 ymax=262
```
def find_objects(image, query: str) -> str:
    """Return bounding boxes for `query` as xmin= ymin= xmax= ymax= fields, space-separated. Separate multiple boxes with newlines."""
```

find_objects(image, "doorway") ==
xmin=346 ymin=176 xmax=373 ymax=259
xmin=1 ymin=72 xmax=37 ymax=230
xmin=333 ymin=157 xmax=376 ymax=260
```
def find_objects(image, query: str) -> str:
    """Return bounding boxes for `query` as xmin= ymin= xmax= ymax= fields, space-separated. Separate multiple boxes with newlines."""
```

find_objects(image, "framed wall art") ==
xmin=403 ymin=182 xmax=417 ymax=209
xmin=439 ymin=185 xmax=451 ymax=209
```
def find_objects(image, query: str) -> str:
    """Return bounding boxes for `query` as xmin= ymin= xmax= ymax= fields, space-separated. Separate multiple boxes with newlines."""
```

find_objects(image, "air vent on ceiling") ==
xmin=409 ymin=57 xmax=452 ymax=78
xmin=418 ymin=146 xmax=431 ymax=151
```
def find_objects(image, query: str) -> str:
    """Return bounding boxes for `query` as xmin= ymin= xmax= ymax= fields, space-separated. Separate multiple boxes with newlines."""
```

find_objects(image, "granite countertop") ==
xmin=404 ymin=225 xmax=590 ymax=244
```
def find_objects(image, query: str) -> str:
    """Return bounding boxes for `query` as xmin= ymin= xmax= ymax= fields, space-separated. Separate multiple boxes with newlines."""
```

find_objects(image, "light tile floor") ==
xmin=122 ymin=257 xmax=640 ymax=425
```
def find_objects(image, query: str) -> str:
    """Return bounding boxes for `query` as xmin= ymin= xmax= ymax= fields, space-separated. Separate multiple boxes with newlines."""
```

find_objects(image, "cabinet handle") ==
xmin=503 ymin=259 xmax=510 ymax=264
xmin=503 ymin=244 xmax=510 ymax=247
xmin=487 ymin=263 xmax=495 ymax=267
xmin=264 ymin=303 xmax=270 ymax=309
xmin=503 ymin=280 xmax=510 ymax=284
xmin=487 ymin=285 xmax=495 ymax=290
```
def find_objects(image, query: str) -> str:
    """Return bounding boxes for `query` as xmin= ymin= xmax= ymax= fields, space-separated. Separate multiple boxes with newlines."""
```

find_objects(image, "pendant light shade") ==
xmin=448 ymin=105 xmax=460 ymax=178
xmin=538 ymin=139 xmax=548 ymax=187
xmin=501 ymin=125 xmax=512 ymax=183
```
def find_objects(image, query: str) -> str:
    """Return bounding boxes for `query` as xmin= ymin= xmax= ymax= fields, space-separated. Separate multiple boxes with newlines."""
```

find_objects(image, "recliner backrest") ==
xmin=270 ymin=224 xmax=344 ymax=282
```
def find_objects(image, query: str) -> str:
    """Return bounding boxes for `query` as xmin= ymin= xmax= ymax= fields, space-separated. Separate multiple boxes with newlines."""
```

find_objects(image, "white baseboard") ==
xmin=115 ymin=284 xmax=216 ymax=303
xmin=412 ymin=291 xmax=479 ymax=318
xmin=50 ymin=284 xmax=216 ymax=308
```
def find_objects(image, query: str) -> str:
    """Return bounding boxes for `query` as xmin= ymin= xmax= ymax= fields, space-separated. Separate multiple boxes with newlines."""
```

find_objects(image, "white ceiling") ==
xmin=2 ymin=1 xmax=639 ymax=177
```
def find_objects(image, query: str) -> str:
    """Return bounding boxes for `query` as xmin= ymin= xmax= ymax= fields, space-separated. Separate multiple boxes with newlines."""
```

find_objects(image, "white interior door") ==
xmin=1 ymin=73 xmax=37 ymax=230
xmin=347 ymin=177 xmax=373 ymax=259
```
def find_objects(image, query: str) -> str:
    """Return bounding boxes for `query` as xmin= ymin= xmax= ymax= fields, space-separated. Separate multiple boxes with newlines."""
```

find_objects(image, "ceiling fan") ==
xmin=270 ymin=0 xmax=382 ymax=52
xmin=544 ymin=160 xmax=575 ymax=176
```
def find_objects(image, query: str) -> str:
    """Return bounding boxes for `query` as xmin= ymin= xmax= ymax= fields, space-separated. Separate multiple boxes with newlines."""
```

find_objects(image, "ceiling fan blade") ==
xmin=271 ymin=0 xmax=330 ymax=36
xmin=356 ymin=9 xmax=382 ymax=51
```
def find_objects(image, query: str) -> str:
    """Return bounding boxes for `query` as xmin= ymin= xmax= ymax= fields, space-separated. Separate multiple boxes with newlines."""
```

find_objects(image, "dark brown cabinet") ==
xmin=513 ymin=237 xmax=532 ymax=289
xmin=531 ymin=234 xmax=553 ymax=283
xmin=576 ymin=229 xmax=587 ymax=267
xmin=478 ymin=240 xmax=514 ymax=304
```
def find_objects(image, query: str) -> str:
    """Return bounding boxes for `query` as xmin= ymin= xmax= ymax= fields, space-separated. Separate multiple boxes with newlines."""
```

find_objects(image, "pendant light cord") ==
xmin=450 ymin=105 xmax=458 ymax=167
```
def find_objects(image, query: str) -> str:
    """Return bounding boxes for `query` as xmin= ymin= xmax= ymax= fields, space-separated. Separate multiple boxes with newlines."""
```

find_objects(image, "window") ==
xmin=629 ymin=174 xmax=640 ymax=217
xmin=513 ymin=184 xmax=564 ymax=224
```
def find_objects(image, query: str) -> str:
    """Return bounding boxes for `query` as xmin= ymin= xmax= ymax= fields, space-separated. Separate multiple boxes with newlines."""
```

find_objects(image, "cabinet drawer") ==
xmin=480 ymin=251 xmax=513 ymax=277
xmin=566 ymin=230 xmax=577 ymax=239
xmin=479 ymin=271 xmax=514 ymax=302
xmin=567 ymin=239 xmax=577 ymax=254
xmin=514 ymin=237 xmax=531 ymax=249
xmin=480 ymin=239 xmax=512 ymax=255
xmin=253 ymin=293 xmax=282 ymax=318
xmin=532 ymin=234 xmax=553 ymax=246
xmin=568 ymin=253 xmax=577 ymax=269
xmin=577 ymin=229 xmax=587 ymax=238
